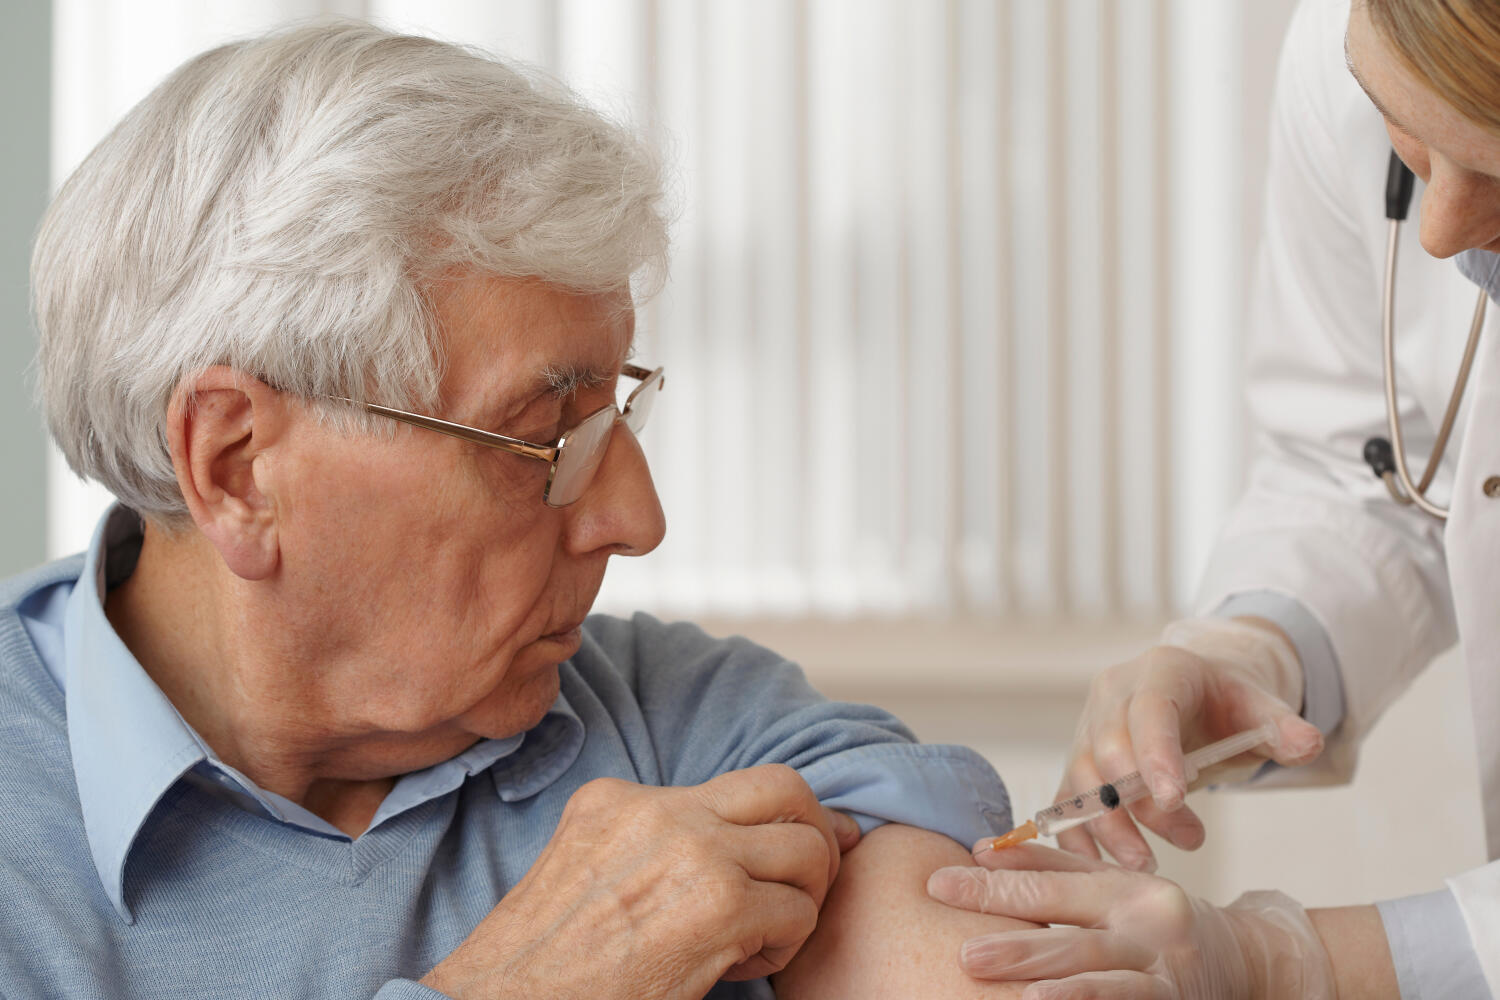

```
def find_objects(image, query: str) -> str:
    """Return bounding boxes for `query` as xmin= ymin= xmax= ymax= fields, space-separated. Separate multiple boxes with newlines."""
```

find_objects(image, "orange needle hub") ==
xmin=986 ymin=819 xmax=1038 ymax=853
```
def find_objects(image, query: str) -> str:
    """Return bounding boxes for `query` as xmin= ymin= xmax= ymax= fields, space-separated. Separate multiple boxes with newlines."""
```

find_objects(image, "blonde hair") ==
xmin=1363 ymin=0 xmax=1500 ymax=135
xmin=33 ymin=21 xmax=669 ymax=522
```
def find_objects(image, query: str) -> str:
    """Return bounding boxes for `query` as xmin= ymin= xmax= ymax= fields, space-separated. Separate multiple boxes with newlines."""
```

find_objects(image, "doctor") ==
xmin=926 ymin=0 xmax=1500 ymax=997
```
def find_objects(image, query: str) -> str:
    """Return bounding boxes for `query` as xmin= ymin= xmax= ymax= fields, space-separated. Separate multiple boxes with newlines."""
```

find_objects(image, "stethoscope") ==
xmin=1362 ymin=150 xmax=1488 ymax=521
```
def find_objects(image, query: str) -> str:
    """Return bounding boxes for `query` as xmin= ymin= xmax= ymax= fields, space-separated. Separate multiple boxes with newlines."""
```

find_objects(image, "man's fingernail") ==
xmin=1120 ymin=850 xmax=1156 ymax=873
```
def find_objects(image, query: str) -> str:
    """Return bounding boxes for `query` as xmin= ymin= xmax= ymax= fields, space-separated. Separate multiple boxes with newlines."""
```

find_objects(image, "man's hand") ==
xmin=1055 ymin=617 xmax=1324 ymax=870
xmin=420 ymin=763 xmax=859 ymax=1000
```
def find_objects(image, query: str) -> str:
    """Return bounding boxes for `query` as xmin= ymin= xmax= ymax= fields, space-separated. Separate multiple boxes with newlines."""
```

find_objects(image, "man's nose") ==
xmin=564 ymin=420 xmax=666 ymax=558
xmin=1418 ymin=158 xmax=1500 ymax=258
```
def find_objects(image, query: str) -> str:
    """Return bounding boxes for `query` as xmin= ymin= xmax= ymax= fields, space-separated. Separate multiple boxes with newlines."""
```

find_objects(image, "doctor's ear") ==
xmin=165 ymin=366 xmax=289 ymax=581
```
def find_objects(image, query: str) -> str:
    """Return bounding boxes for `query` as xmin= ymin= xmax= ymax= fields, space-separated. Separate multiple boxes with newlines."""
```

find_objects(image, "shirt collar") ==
xmin=1458 ymin=247 xmax=1500 ymax=306
xmin=64 ymin=505 xmax=586 ymax=923
xmin=489 ymin=696 xmax=584 ymax=802
xmin=65 ymin=507 xmax=211 ymax=924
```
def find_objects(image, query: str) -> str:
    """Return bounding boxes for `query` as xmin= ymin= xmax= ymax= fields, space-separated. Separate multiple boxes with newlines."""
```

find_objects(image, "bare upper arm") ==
xmin=771 ymin=823 xmax=1038 ymax=998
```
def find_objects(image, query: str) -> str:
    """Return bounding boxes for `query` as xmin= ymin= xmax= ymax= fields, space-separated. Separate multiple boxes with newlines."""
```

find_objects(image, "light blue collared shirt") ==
xmin=1 ymin=506 xmax=1011 ymax=998
xmin=40 ymin=508 xmax=543 ymax=922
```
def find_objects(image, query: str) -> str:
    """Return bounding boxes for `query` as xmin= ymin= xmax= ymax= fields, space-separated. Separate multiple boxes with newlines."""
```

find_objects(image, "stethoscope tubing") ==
xmin=1375 ymin=155 xmax=1487 ymax=522
xmin=1381 ymin=218 xmax=1449 ymax=518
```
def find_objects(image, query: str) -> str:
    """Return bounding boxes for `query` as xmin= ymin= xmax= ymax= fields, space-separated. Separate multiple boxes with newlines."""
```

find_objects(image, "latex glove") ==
xmin=926 ymin=841 xmax=1335 ymax=1000
xmin=421 ymin=763 xmax=861 ymax=1000
xmin=1055 ymin=616 xmax=1325 ymax=870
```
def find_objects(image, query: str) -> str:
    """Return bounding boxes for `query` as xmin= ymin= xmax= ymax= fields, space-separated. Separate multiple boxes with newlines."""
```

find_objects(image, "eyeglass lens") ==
xmin=546 ymin=370 xmax=663 ymax=506
xmin=622 ymin=369 xmax=662 ymax=435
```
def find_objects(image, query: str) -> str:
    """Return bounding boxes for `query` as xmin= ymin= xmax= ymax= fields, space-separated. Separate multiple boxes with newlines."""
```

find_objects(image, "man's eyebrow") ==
xmin=537 ymin=362 xmax=613 ymax=398
xmin=535 ymin=341 xmax=638 ymax=399
xmin=1344 ymin=38 xmax=1421 ymax=140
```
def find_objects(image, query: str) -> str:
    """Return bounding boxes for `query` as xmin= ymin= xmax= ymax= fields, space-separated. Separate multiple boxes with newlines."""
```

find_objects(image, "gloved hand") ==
xmin=1055 ymin=616 xmax=1325 ymax=870
xmin=926 ymin=841 xmax=1335 ymax=1000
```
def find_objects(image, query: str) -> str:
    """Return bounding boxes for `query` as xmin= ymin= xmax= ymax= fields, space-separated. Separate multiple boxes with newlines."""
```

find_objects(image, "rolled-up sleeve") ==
xmin=598 ymin=613 xmax=1012 ymax=848
xmin=796 ymin=741 xmax=1009 ymax=847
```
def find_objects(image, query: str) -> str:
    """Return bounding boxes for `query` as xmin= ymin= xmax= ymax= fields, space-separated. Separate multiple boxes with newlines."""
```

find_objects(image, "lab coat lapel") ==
xmin=1445 ymin=290 xmax=1500 ymax=863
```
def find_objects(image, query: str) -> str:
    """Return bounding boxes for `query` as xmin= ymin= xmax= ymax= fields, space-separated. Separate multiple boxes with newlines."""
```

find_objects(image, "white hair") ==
xmin=32 ymin=20 xmax=669 ymax=522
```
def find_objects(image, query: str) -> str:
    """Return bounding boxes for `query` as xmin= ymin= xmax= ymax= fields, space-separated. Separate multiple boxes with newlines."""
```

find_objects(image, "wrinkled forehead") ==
xmin=428 ymin=275 xmax=636 ymax=406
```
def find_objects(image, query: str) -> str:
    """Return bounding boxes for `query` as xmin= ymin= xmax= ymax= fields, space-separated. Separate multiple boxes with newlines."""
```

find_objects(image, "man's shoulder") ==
xmin=0 ymin=559 xmax=86 ymax=859
xmin=0 ymin=552 xmax=85 ymax=611
xmin=567 ymin=611 xmax=829 ymax=765
xmin=576 ymin=612 xmax=802 ymax=692
xmin=579 ymin=611 xmax=729 ymax=663
xmin=0 ymin=555 xmax=81 ymax=714
xmin=0 ymin=554 xmax=78 ymax=758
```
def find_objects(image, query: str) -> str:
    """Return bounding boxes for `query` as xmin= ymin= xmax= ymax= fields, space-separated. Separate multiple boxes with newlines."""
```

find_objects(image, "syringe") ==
xmin=987 ymin=722 xmax=1278 ymax=851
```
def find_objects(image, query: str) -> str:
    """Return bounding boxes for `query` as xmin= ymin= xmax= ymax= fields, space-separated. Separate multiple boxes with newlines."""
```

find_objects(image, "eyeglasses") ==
xmin=342 ymin=363 xmax=664 ymax=507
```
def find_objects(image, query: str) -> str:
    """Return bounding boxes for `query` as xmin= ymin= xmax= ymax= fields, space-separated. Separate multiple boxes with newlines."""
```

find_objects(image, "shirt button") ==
xmin=1485 ymin=476 xmax=1500 ymax=498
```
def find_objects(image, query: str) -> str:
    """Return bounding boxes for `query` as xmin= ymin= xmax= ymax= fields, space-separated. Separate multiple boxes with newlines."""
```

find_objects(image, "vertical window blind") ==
xmin=48 ymin=0 xmax=1291 ymax=624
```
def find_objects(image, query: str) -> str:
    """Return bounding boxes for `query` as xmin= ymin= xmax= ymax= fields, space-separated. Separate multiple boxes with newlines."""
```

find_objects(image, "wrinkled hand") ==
xmin=1056 ymin=618 xmax=1324 ymax=870
xmin=423 ymin=763 xmax=860 ymax=1000
xmin=925 ymin=841 xmax=1334 ymax=1000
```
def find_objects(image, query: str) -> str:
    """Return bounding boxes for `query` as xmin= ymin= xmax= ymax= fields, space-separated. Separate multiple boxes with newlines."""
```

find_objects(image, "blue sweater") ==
xmin=0 ymin=520 xmax=1009 ymax=999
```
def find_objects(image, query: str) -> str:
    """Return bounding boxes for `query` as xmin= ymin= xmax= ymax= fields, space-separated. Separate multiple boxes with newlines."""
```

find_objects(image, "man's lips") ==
xmin=530 ymin=627 xmax=583 ymax=664
xmin=537 ymin=620 xmax=585 ymax=645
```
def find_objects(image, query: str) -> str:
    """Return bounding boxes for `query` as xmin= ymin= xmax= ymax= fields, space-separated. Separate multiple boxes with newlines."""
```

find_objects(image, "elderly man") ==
xmin=5 ymin=21 xmax=1031 ymax=999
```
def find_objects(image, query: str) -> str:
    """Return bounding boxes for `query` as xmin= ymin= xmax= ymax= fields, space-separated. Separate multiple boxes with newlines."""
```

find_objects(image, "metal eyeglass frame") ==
xmin=337 ymin=363 xmax=664 ymax=507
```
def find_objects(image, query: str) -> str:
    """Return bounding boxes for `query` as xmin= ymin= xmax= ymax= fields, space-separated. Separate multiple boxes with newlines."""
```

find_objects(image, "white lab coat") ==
xmin=1192 ymin=0 xmax=1500 ymax=987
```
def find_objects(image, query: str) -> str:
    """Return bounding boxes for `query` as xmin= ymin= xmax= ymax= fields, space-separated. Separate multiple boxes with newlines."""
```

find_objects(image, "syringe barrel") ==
xmin=1105 ymin=770 xmax=1150 ymax=809
xmin=1033 ymin=770 xmax=1150 ymax=837
xmin=1032 ymin=725 xmax=1275 ymax=838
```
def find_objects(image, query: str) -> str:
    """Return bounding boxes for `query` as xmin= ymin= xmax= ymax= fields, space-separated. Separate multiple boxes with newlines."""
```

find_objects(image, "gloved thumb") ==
xmin=1238 ymin=686 xmax=1323 ymax=768
xmin=1267 ymin=713 xmax=1323 ymax=767
xmin=1161 ymin=616 xmax=1322 ymax=771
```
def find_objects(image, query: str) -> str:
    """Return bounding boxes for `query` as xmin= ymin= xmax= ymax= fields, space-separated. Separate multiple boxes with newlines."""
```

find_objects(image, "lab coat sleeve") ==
xmin=1213 ymin=590 xmax=1345 ymax=739
xmin=1192 ymin=0 xmax=1457 ymax=787
xmin=1377 ymin=888 xmax=1492 ymax=1000
xmin=1450 ymin=863 xmax=1500 ymax=997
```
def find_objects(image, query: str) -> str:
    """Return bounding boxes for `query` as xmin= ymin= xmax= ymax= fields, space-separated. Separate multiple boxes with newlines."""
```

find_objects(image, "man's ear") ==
xmin=165 ymin=367 xmax=288 ymax=581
